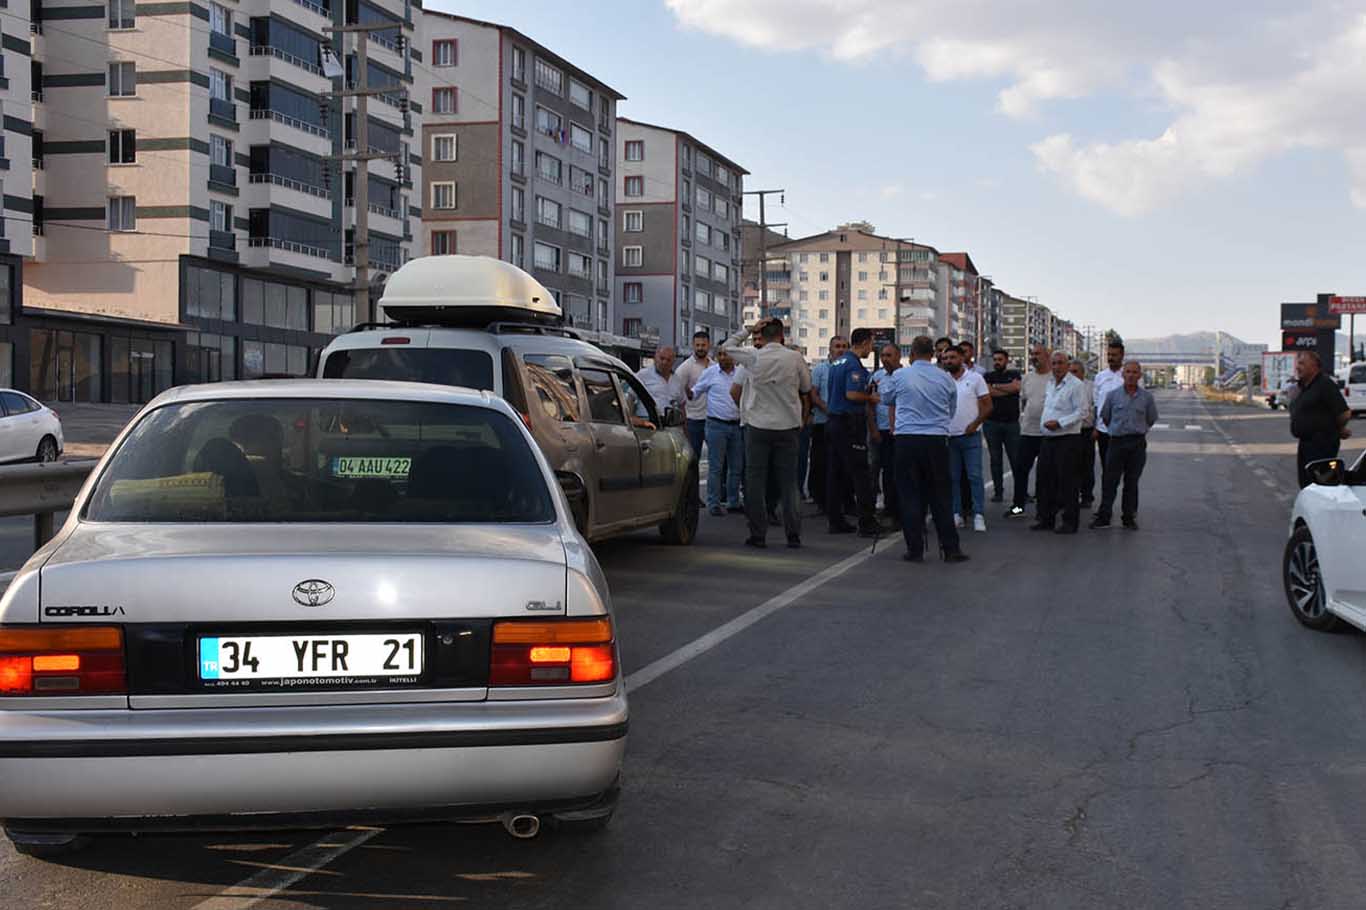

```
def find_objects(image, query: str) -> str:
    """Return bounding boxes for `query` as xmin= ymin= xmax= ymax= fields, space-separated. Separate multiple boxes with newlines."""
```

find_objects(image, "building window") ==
xmin=431 ymin=230 xmax=456 ymax=254
xmin=109 ymin=62 xmax=136 ymax=96
xmin=108 ymin=129 xmax=135 ymax=164
xmin=108 ymin=0 xmax=135 ymax=29
xmin=598 ymin=218 xmax=609 ymax=249
xmin=209 ymin=67 xmax=231 ymax=101
xmin=209 ymin=2 xmax=230 ymax=37
xmin=878 ymin=288 xmax=888 ymax=300
xmin=567 ymin=208 xmax=592 ymax=238
xmin=857 ymin=289 xmax=868 ymax=301
xmin=568 ymin=252 xmax=591 ymax=278
xmin=511 ymin=46 xmax=526 ymax=82
xmin=534 ymin=241 xmax=561 ymax=272
xmin=511 ymin=94 xmax=525 ymax=129
xmin=570 ymin=166 xmax=593 ymax=196
xmin=536 ymin=196 xmax=561 ymax=229
xmin=624 ymin=176 xmax=643 ymax=197
xmin=623 ymin=210 xmax=642 ymax=232
xmin=210 ymin=134 xmax=232 ymax=167
xmin=432 ymin=134 xmax=457 ymax=162
xmin=623 ymin=282 xmax=642 ymax=304
xmin=510 ymin=233 xmax=525 ymax=268
xmin=818 ymin=290 xmax=829 ymax=301
xmin=511 ymin=140 xmax=525 ymax=176
xmin=819 ymin=271 xmax=829 ymax=282
xmin=858 ymin=271 xmax=868 ymax=281
xmin=599 ymin=178 xmax=609 ymax=202
xmin=432 ymin=39 xmax=457 ymax=67
xmin=535 ymin=106 xmax=562 ymax=139
xmin=818 ymin=308 xmax=829 ymax=319
xmin=697 ymin=186 xmax=712 ymax=210
xmin=210 ymin=200 xmax=232 ymax=232
xmin=819 ymin=253 xmax=829 ymax=263
xmin=534 ymin=58 xmax=563 ymax=94
xmin=695 ymin=290 xmax=711 ymax=313
xmin=599 ymin=138 xmax=610 ymax=166
xmin=108 ymin=195 xmax=136 ymax=231
xmin=570 ymin=124 xmax=593 ymax=154
xmin=713 ymin=263 xmax=729 ymax=283
xmin=536 ymin=152 xmax=562 ymax=184
xmin=624 ymin=140 xmax=644 ymax=162
xmin=431 ymin=182 xmax=457 ymax=209
xmin=695 ymin=255 xmax=710 ymax=277
xmin=622 ymin=246 xmax=642 ymax=268
xmin=569 ymin=78 xmax=592 ymax=110
xmin=432 ymin=87 xmax=458 ymax=114
xmin=696 ymin=222 xmax=711 ymax=245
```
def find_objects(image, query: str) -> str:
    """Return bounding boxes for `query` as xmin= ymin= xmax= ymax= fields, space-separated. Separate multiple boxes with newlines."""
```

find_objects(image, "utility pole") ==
xmin=327 ymin=20 xmax=406 ymax=324
xmin=744 ymin=189 xmax=785 ymax=320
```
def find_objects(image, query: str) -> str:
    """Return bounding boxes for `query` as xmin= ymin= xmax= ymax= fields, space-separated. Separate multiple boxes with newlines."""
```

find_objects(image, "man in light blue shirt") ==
xmin=691 ymin=352 xmax=746 ymax=515
xmin=805 ymin=336 xmax=845 ymax=512
xmin=868 ymin=343 xmax=902 ymax=530
xmin=878 ymin=335 xmax=968 ymax=563
xmin=1032 ymin=351 xmax=1087 ymax=533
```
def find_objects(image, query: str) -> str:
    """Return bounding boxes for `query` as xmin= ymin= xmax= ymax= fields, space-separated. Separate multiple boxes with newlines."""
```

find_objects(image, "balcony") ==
xmin=209 ymin=30 xmax=237 ymax=59
xmin=209 ymin=229 xmax=237 ymax=251
xmin=250 ymin=172 xmax=332 ymax=217
xmin=250 ymin=45 xmax=323 ymax=77
xmin=249 ymin=109 xmax=332 ymax=155
xmin=209 ymin=97 xmax=238 ymax=126
xmin=247 ymin=236 xmax=337 ymax=266
xmin=289 ymin=0 xmax=329 ymax=17
xmin=209 ymin=163 xmax=238 ymax=188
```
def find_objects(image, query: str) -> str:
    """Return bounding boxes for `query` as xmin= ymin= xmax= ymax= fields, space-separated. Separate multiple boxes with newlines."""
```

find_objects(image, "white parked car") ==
xmin=0 ymin=389 xmax=63 ymax=464
xmin=1283 ymin=451 xmax=1366 ymax=631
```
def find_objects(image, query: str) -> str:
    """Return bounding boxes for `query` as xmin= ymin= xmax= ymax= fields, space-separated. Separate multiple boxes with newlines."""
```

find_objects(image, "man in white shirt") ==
xmin=675 ymin=331 xmax=713 ymax=459
xmin=1011 ymin=344 xmax=1053 ymax=519
xmin=691 ymin=350 xmax=746 ymax=516
xmin=1069 ymin=359 xmax=1097 ymax=507
xmin=721 ymin=319 xmax=812 ymax=547
xmin=635 ymin=346 xmax=683 ymax=416
xmin=1091 ymin=340 xmax=1126 ymax=477
xmin=1032 ymin=351 xmax=1087 ymax=534
xmin=943 ymin=344 xmax=992 ymax=531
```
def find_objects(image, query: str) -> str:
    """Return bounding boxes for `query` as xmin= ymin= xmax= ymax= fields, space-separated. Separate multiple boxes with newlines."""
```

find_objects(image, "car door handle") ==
xmin=595 ymin=440 xmax=607 ymax=451
xmin=640 ymin=440 xmax=653 ymax=452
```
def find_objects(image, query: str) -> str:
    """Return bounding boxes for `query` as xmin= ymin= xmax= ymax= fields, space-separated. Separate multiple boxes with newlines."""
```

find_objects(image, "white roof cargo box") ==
xmin=377 ymin=255 xmax=563 ymax=327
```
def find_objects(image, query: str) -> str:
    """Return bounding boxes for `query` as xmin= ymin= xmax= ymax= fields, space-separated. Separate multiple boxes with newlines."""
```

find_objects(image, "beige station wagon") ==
xmin=318 ymin=256 xmax=700 ymax=546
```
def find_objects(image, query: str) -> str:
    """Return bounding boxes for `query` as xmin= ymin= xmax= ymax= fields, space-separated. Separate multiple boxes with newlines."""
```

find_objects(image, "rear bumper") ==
xmin=0 ymin=691 xmax=626 ymax=824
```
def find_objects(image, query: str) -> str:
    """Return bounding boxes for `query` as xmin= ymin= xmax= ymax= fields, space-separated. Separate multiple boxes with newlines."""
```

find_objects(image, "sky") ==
xmin=429 ymin=0 xmax=1366 ymax=348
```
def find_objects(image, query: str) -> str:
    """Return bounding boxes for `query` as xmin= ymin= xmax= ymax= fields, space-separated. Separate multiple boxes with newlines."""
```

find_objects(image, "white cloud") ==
xmin=878 ymin=183 xmax=904 ymax=200
xmin=665 ymin=0 xmax=1366 ymax=214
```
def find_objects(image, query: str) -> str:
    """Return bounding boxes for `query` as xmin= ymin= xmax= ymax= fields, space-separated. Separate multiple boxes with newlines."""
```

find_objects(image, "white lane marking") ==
xmin=191 ymin=828 xmax=381 ymax=910
xmin=1185 ymin=424 xmax=1204 ymax=430
xmin=1153 ymin=423 xmax=1171 ymax=430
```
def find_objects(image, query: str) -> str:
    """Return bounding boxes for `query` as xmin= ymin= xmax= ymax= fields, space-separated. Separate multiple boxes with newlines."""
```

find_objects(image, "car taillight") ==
xmin=0 ymin=627 xmax=126 ymax=695
xmin=490 ymin=618 xmax=615 ymax=686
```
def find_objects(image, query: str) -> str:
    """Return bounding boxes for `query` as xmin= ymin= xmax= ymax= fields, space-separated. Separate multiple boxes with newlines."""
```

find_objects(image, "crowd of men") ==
xmin=635 ymin=325 xmax=1159 ymax=560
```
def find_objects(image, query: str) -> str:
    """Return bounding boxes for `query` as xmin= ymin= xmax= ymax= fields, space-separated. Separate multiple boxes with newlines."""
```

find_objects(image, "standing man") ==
xmin=944 ymin=344 xmax=992 ymax=531
xmin=1092 ymin=340 xmax=1126 ymax=477
xmin=1092 ymin=360 xmax=1158 ymax=530
xmin=1069 ymin=359 xmax=1097 ymax=507
xmin=676 ymin=331 xmax=713 ymax=458
xmin=691 ymin=350 xmax=746 ymax=516
xmin=961 ymin=340 xmax=988 ymax=376
xmin=935 ymin=337 xmax=954 ymax=359
xmin=1289 ymin=350 xmax=1352 ymax=488
xmin=880 ymin=335 xmax=969 ymax=563
xmin=869 ymin=343 xmax=903 ymax=531
xmin=983 ymin=349 xmax=1022 ymax=504
xmin=1010 ymin=344 xmax=1052 ymax=518
xmin=722 ymin=319 xmax=812 ymax=548
xmin=826 ymin=328 xmax=879 ymax=537
xmin=635 ymin=345 xmax=683 ymax=416
xmin=1032 ymin=351 xmax=1087 ymax=534
xmin=807 ymin=337 xmax=845 ymax=512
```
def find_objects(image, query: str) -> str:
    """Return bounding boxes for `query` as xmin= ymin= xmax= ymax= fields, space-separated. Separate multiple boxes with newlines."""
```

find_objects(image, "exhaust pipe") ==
xmin=500 ymin=812 xmax=541 ymax=840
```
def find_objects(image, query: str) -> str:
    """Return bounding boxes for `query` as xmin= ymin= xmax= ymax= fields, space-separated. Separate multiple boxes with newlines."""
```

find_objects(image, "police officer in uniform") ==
xmin=825 ymin=328 xmax=879 ymax=536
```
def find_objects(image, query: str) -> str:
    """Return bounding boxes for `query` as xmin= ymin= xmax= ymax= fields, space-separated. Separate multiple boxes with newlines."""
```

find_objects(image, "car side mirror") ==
xmin=662 ymin=406 xmax=686 ymax=428
xmin=1306 ymin=458 xmax=1345 ymax=487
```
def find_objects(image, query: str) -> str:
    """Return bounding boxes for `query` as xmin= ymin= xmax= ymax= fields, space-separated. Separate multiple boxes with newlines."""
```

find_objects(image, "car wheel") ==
xmin=659 ymin=463 xmax=700 ymax=545
xmin=5 ymin=829 xmax=90 ymax=859
xmin=1284 ymin=525 xmax=1339 ymax=632
xmin=35 ymin=436 xmax=59 ymax=463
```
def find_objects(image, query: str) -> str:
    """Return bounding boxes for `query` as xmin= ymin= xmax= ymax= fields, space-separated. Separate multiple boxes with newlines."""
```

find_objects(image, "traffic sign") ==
xmin=1329 ymin=296 xmax=1366 ymax=314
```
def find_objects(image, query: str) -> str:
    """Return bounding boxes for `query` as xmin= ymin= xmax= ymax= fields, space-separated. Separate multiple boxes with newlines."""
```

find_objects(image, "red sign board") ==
xmin=1329 ymin=296 xmax=1366 ymax=314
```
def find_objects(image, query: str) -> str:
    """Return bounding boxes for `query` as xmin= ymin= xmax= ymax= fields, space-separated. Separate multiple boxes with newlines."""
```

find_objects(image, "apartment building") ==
xmin=614 ymin=117 xmax=745 ymax=347
xmin=771 ymin=225 xmax=940 ymax=361
xmin=21 ymin=0 xmax=421 ymax=403
xmin=419 ymin=12 xmax=622 ymax=334
xmin=997 ymin=292 xmax=1062 ymax=367
xmin=938 ymin=252 xmax=986 ymax=348
xmin=0 ymin=6 xmax=33 ymax=389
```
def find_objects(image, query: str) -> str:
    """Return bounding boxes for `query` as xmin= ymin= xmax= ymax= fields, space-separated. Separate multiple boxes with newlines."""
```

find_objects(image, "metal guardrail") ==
xmin=0 ymin=461 xmax=95 ymax=550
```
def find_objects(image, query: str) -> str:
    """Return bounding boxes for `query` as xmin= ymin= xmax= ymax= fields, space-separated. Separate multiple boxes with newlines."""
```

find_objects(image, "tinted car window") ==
xmin=580 ymin=369 xmax=625 ymax=424
xmin=322 ymin=348 xmax=495 ymax=390
xmin=524 ymin=354 xmax=580 ymax=422
xmin=617 ymin=372 xmax=657 ymax=424
xmin=85 ymin=399 xmax=554 ymax=524
xmin=1351 ymin=365 xmax=1366 ymax=384
xmin=0 ymin=392 xmax=30 ymax=416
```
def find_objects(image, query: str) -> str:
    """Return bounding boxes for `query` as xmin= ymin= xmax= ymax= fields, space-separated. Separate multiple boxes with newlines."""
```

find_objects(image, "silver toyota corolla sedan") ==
xmin=0 ymin=380 xmax=627 ymax=855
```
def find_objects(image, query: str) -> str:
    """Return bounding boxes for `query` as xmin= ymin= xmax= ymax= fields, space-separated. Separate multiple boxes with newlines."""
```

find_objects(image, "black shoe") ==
xmin=903 ymin=551 xmax=924 ymax=563
xmin=990 ymin=494 xmax=1004 ymax=503
xmin=1089 ymin=516 xmax=1111 ymax=529
xmin=941 ymin=550 xmax=970 ymax=563
xmin=1005 ymin=506 xmax=1027 ymax=519
xmin=1122 ymin=518 xmax=1139 ymax=531
xmin=857 ymin=525 xmax=881 ymax=539
xmin=744 ymin=536 xmax=767 ymax=548
xmin=827 ymin=523 xmax=855 ymax=535
xmin=1030 ymin=521 xmax=1055 ymax=531
xmin=1054 ymin=524 xmax=1079 ymax=535
xmin=786 ymin=535 xmax=802 ymax=549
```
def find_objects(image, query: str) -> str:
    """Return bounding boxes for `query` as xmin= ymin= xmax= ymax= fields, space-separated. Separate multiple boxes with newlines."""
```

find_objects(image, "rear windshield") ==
xmin=85 ymin=399 xmax=554 ymax=524
xmin=322 ymin=347 xmax=495 ymax=391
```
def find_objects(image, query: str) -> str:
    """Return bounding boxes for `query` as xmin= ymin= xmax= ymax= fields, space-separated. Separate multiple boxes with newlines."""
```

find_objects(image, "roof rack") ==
xmin=346 ymin=320 xmax=584 ymax=339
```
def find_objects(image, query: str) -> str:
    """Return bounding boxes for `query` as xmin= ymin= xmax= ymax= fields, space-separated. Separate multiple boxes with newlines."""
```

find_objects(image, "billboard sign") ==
xmin=1329 ymin=296 xmax=1366 ymax=315
xmin=1281 ymin=303 xmax=1341 ymax=330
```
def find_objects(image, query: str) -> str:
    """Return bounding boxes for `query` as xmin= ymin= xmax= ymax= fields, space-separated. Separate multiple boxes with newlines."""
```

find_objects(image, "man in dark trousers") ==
xmin=983 ymin=349 xmax=1022 ymax=503
xmin=868 ymin=343 xmax=902 ymax=531
xmin=879 ymin=335 xmax=969 ymax=563
xmin=825 ymin=328 xmax=879 ymax=537
xmin=807 ymin=337 xmax=846 ymax=513
xmin=1290 ymin=350 xmax=1352 ymax=488
xmin=1091 ymin=360 xmax=1159 ymax=530
xmin=1032 ymin=351 xmax=1087 ymax=534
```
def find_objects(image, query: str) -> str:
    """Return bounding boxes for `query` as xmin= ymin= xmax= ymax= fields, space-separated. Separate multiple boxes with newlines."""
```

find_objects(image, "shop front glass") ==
xmin=30 ymin=329 xmax=102 ymax=403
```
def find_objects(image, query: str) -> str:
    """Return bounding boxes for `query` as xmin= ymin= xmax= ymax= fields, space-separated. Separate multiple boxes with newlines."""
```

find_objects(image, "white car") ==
xmin=0 ymin=389 xmax=63 ymax=464
xmin=1283 ymin=451 xmax=1366 ymax=631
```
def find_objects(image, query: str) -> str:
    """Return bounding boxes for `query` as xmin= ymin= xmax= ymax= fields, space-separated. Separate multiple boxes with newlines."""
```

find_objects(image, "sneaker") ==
xmin=1005 ymin=506 xmax=1026 ymax=519
xmin=953 ymin=515 xmax=965 ymax=530
xmin=1122 ymin=518 xmax=1139 ymax=531
xmin=1089 ymin=516 xmax=1111 ymax=529
xmin=942 ymin=551 xmax=971 ymax=564
xmin=744 ymin=536 xmax=767 ymax=549
xmin=973 ymin=514 xmax=987 ymax=533
xmin=902 ymin=551 xmax=925 ymax=563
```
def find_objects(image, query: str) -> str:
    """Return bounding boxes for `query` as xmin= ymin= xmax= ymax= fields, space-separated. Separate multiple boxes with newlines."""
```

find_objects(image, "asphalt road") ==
xmin=4 ymin=390 xmax=1366 ymax=909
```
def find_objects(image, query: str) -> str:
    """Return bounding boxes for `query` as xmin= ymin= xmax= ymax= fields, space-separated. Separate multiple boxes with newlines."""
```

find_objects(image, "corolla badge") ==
xmin=292 ymin=579 xmax=336 ymax=607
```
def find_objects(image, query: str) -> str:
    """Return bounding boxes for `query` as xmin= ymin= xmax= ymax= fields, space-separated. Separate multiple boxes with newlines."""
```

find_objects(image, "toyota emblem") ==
xmin=292 ymin=579 xmax=335 ymax=607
